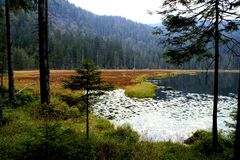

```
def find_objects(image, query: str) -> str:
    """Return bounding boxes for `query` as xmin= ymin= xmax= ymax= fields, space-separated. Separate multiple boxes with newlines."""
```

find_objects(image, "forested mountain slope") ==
xmin=1 ymin=0 xmax=164 ymax=70
xmin=0 ymin=0 xmax=239 ymax=69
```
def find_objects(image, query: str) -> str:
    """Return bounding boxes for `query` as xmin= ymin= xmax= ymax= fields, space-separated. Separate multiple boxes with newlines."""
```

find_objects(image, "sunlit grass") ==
xmin=155 ymin=72 xmax=177 ymax=79
xmin=125 ymin=82 xmax=157 ymax=98
xmin=125 ymin=71 xmax=196 ymax=98
xmin=133 ymin=74 xmax=149 ymax=83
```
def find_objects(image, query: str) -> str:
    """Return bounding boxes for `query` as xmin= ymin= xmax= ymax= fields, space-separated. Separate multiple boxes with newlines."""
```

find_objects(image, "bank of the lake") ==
xmin=94 ymin=72 xmax=238 ymax=141
xmin=124 ymin=71 xmax=194 ymax=98
xmin=0 ymin=70 xmax=238 ymax=159
xmin=0 ymin=98 xmax=235 ymax=160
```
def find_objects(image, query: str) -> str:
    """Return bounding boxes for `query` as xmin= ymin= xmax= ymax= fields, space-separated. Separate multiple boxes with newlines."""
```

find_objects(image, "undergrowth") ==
xmin=0 ymin=91 xmax=235 ymax=160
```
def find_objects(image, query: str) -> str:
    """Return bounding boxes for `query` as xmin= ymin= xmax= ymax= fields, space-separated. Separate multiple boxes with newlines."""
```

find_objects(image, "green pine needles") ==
xmin=64 ymin=60 xmax=113 ymax=139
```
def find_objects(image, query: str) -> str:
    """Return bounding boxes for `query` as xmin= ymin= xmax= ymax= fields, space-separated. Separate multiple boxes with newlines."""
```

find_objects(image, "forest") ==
xmin=1 ymin=0 xmax=240 ymax=70
xmin=0 ymin=0 xmax=240 ymax=160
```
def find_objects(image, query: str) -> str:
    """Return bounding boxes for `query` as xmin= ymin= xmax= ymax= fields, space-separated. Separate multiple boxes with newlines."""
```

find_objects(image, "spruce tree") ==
xmin=0 ymin=4 xmax=5 ymax=120
xmin=154 ymin=0 xmax=240 ymax=151
xmin=64 ymin=60 xmax=109 ymax=139
xmin=4 ymin=0 xmax=36 ymax=105
xmin=5 ymin=0 xmax=14 ymax=105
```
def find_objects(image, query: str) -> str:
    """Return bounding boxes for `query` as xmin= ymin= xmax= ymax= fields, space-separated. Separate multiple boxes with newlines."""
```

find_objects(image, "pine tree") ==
xmin=0 ymin=4 xmax=5 ymax=120
xmin=154 ymin=0 xmax=240 ymax=151
xmin=4 ymin=0 xmax=36 ymax=105
xmin=0 ymin=52 xmax=3 ymax=121
xmin=5 ymin=0 xmax=14 ymax=105
xmin=64 ymin=60 xmax=111 ymax=139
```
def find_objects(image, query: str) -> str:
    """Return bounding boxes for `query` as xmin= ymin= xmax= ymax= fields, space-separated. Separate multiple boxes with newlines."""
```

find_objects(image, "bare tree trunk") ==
xmin=0 ymin=92 xmax=2 ymax=120
xmin=86 ymin=89 xmax=89 ymax=140
xmin=212 ymin=0 xmax=220 ymax=151
xmin=0 ymin=79 xmax=3 ymax=120
xmin=234 ymin=69 xmax=240 ymax=159
xmin=5 ymin=0 xmax=14 ymax=105
xmin=38 ymin=0 xmax=50 ymax=104
xmin=0 ymin=55 xmax=4 ymax=120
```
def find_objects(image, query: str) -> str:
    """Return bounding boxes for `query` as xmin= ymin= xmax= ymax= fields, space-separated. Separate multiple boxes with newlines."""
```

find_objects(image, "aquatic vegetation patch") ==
xmin=125 ymin=82 xmax=157 ymax=98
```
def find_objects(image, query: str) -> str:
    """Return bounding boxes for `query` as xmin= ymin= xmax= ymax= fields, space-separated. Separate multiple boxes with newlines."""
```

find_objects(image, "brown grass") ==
xmin=3 ymin=70 xmax=195 ymax=94
xmin=101 ymin=70 xmax=174 ymax=89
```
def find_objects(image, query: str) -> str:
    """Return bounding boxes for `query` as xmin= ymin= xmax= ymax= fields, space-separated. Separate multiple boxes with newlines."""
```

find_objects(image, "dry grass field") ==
xmin=3 ymin=70 xmax=196 ymax=94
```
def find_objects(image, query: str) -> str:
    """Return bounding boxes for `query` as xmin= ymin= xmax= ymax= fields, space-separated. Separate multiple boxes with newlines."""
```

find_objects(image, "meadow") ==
xmin=7 ymin=70 xmax=194 ymax=97
xmin=0 ymin=69 xmax=235 ymax=160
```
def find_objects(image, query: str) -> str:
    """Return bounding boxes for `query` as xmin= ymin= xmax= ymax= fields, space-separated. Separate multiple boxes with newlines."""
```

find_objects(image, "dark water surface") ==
xmin=148 ymin=72 xmax=239 ymax=99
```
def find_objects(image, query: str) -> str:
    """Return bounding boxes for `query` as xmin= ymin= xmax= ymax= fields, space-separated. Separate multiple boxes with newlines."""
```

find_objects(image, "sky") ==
xmin=68 ymin=0 xmax=163 ymax=24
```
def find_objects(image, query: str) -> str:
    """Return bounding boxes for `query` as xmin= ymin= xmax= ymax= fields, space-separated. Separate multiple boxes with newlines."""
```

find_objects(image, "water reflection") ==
xmin=148 ymin=72 xmax=239 ymax=99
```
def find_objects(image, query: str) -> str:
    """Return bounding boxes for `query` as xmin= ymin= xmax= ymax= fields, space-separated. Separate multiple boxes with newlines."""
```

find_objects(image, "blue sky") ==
xmin=68 ymin=0 xmax=163 ymax=24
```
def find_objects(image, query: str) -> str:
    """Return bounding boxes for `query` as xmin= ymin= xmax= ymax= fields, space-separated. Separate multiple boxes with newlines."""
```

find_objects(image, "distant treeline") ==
xmin=0 ymin=0 xmax=239 ymax=70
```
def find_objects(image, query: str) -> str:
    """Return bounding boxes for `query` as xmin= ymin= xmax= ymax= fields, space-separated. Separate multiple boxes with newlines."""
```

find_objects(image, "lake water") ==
xmin=150 ymin=72 xmax=239 ymax=99
xmin=93 ymin=72 xmax=238 ymax=142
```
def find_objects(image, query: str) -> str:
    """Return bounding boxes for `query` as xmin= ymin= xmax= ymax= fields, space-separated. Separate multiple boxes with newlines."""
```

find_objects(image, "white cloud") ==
xmin=68 ymin=0 xmax=163 ymax=24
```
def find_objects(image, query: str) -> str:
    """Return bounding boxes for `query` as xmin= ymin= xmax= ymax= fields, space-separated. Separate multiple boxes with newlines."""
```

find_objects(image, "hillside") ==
xmin=0 ymin=0 xmax=239 ymax=70
xmin=49 ymin=0 xmax=157 ymax=50
xmin=0 ymin=0 xmax=164 ymax=70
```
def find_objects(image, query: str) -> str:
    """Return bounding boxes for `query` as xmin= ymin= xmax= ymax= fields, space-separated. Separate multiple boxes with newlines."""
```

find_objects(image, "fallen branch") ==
xmin=15 ymin=84 xmax=34 ymax=95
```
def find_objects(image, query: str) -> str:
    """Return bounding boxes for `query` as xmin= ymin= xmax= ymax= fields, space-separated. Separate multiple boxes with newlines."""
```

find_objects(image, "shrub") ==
xmin=187 ymin=130 xmax=234 ymax=158
xmin=15 ymin=89 xmax=37 ymax=106
xmin=60 ymin=94 xmax=81 ymax=107
xmin=105 ymin=125 xmax=139 ymax=143
xmin=95 ymin=136 xmax=132 ymax=160
xmin=7 ymin=123 xmax=140 ymax=160
xmin=12 ymin=123 xmax=80 ymax=160
xmin=184 ymin=130 xmax=209 ymax=144
xmin=188 ymin=131 xmax=216 ymax=156
xmin=95 ymin=118 xmax=114 ymax=131
xmin=225 ymin=108 xmax=237 ymax=139
xmin=95 ymin=126 xmax=139 ymax=160
xmin=100 ymin=82 xmax=115 ymax=91
xmin=3 ymin=89 xmax=37 ymax=108
xmin=60 ymin=94 xmax=88 ymax=115
xmin=33 ymin=97 xmax=80 ymax=120
xmin=0 ymin=117 xmax=10 ymax=127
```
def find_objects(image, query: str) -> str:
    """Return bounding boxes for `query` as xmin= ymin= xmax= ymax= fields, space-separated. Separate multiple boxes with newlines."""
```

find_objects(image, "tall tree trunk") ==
xmin=86 ymin=89 xmax=89 ymax=140
xmin=212 ymin=0 xmax=219 ymax=151
xmin=0 ymin=90 xmax=2 ymax=120
xmin=234 ymin=67 xmax=240 ymax=159
xmin=0 ymin=55 xmax=4 ymax=120
xmin=5 ymin=0 xmax=14 ymax=105
xmin=0 ymin=78 xmax=3 ymax=120
xmin=38 ymin=0 xmax=50 ymax=104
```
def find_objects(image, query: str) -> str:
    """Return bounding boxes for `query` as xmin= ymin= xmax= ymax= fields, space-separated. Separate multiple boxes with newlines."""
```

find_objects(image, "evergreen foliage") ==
xmin=1 ymin=0 xmax=239 ymax=70
xmin=154 ymin=2 xmax=240 ymax=65
xmin=154 ymin=0 xmax=240 ymax=151
xmin=64 ymin=61 xmax=102 ymax=91
xmin=64 ymin=60 xmax=110 ymax=139
xmin=0 ymin=0 xmax=36 ymax=115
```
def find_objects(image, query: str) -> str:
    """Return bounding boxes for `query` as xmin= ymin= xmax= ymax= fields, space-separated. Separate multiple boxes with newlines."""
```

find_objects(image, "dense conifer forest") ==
xmin=0 ymin=0 xmax=239 ymax=70
xmin=0 ymin=0 xmax=240 ymax=159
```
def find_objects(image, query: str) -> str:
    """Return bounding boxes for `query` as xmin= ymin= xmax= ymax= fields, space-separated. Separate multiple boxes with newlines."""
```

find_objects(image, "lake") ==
xmin=93 ymin=72 xmax=238 ymax=142
xmin=150 ymin=72 xmax=239 ymax=99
